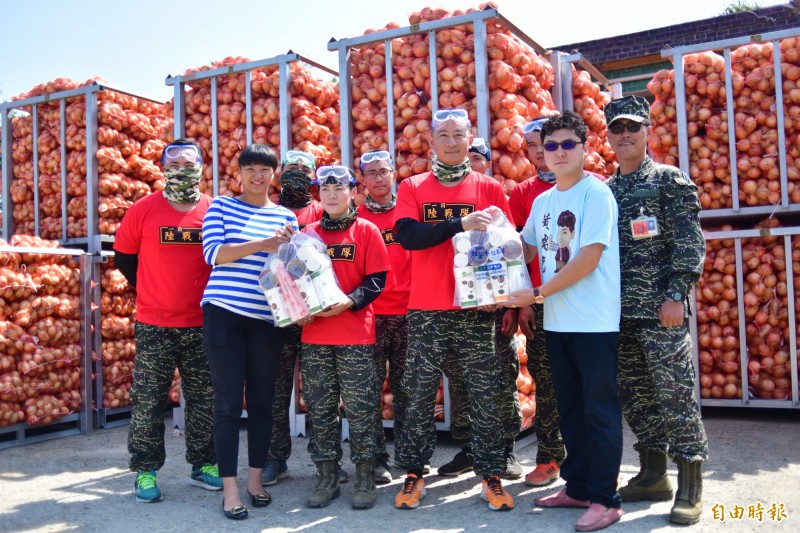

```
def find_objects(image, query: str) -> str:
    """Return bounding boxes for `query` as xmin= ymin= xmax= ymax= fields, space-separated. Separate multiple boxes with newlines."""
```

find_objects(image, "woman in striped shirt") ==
xmin=201 ymin=144 xmax=298 ymax=520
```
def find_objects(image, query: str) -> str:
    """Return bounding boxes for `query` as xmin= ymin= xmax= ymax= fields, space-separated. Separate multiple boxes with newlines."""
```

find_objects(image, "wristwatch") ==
xmin=667 ymin=290 xmax=685 ymax=302
xmin=533 ymin=287 xmax=545 ymax=305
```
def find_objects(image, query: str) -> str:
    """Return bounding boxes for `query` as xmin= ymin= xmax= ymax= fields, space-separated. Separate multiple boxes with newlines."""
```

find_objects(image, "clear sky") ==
xmin=0 ymin=0 xmax=788 ymax=103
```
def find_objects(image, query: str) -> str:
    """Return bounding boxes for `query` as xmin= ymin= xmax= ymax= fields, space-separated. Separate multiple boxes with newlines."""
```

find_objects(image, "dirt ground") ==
xmin=0 ymin=407 xmax=798 ymax=533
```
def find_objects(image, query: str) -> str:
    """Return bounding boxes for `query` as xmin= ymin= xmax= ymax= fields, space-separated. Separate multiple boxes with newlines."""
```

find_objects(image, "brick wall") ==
xmin=557 ymin=4 xmax=800 ymax=66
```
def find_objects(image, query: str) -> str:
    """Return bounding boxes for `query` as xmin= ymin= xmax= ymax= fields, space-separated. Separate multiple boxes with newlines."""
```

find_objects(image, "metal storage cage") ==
xmin=1 ymin=82 xmax=167 ymax=253
xmin=663 ymin=28 xmax=800 ymax=220
xmin=165 ymin=51 xmax=339 ymax=197
xmin=694 ymin=225 xmax=800 ymax=408
xmin=327 ymin=7 xmax=617 ymax=435
xmin=0 ymin=246 xmax=93 ymax=448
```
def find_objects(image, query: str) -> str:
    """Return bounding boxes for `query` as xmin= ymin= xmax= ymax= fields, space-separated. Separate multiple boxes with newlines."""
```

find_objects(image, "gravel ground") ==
xmin=0 ymin=407 xmax=798 ymax=532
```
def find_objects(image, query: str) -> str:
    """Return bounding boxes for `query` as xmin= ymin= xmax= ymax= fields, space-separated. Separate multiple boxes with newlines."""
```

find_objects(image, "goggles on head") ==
xmin=312 ymin=165 xmax=357 ymax=186
xmin=161 ymin=143 xmax=202 ymax=165
xmin=432 ymin=108 xmax=471 ymax=129
xmin=522 ymin=117 xmax=549 ymax=135
xmin=359 ymin=150 xmax=392 ymax=170
xmin=469 ymin=137 xmax=491 ymax=160
xmin=281 ymin=149 xmax=316 ymax=171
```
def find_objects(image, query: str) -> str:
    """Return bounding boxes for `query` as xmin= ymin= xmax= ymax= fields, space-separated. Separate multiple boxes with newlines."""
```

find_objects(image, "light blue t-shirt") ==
xmin=521 ymin=176 xmax=621 ymax=333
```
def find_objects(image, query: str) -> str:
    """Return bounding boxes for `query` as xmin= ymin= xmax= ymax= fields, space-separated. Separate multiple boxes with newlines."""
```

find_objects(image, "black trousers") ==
xmin=203 ymin=303 xmax=284 ymax=477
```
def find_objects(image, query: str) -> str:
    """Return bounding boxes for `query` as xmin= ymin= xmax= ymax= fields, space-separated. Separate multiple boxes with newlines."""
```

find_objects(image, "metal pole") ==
xmin=32 ymin=106 xmax=40 ymax=236
xmin=550 ymin=53 xmax=562 ymax=111
xmin=1 ymin=105 xmax=13 ymax=239
xmin=772 ymin=40 xmax=789 ymax=209
xmin=79 ymin=253 xmax=93 ymax=434
xmin=734 ymin=239 xmax=749 ymax=405
xmin=723 ymin=48 xmax=740 ymax=213
xmin=279 ymin=58 xmax=292 ymax=156
xmin=785 ymin=236 xmax=799 ymax=405
xmin=172 ymin=79 xmax=186 ymax=140
xmin=474 ymin=19 xmax=491 ymax=146
xmin=385 ymin=38 xmax=397 ymax=168
xmin=59 ymin=100 xmax=68 ymax=241
xmin=428 ymin=30 xmax=440 ymax=114
xmin=672 ymin=50 xmax=691 ymax=177
xmin=245 ymin=70 xmax=254 ymax=146
xmin=210 ymin=77 xmax=219 ymax=197
xmin=337 ymin=44 xmax=354 ymax=169
xmin=86 ymin=90 xmax=99 ymax=253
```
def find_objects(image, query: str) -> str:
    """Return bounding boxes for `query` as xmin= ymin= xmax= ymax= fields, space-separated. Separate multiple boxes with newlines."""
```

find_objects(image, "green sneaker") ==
xmin=190 ymin=464 xmax=223 ymax=491
xmin=134 ymin=471 xmax=162 ymax=503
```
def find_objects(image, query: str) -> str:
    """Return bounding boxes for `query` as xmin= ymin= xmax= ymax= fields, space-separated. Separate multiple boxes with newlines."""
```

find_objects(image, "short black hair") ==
xmin=557 ymin=210 xmax=576 ymax=232
xmin=540 ymin=110 xmax=588 ymax=144
xmin=239 ymin=144 xmax=278 ymax=169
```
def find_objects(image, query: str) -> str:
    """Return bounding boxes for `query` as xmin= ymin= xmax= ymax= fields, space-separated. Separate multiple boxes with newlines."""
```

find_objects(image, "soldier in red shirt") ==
xmin=114 ymin=139 xmax=221 ymax=503
xmin=356 ymin=150 xmax=413 ymax=485
xmin=439 ymin=138 xmax=524 ymax=480
xmin=393 ymin=109 xmax=515 ymax=512
xmin=295 ymin=166 xmax=391 ymax=510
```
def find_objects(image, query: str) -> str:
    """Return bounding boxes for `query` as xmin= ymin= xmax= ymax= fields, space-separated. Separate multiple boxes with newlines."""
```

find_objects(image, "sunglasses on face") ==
xmin=522 ymin=118 xmax=548 ymax=134
xmin=608 ymin=121 xmax=646 ymax=134
xmin=313 ymin=165 xmax=357 ymax=186
xmin=283 ymin=150 xmax=316 ymax=169
xmin=543 ymin=140 xmax=583 ymax=152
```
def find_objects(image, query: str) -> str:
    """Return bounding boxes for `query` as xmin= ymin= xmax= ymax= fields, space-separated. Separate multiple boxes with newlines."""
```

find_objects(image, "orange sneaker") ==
xmin=524 ymin=461 xmax=560 ymax=487
xmin=481 ymin=474 xmax=514 ymax=511
xmin=395 ymin=474 xmax=426 ymax=509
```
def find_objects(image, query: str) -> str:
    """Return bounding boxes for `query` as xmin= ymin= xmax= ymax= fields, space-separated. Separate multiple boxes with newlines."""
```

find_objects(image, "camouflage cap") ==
xmin=604 ymin=95 xmax=651 ymax=125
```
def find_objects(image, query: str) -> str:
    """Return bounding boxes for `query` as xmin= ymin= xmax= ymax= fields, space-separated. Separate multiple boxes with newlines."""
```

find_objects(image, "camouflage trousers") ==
xmin=373 ymin=314 xmax=409 ymax=463
xmin=526 ymin=304 xmax=566 ymax=466
xmin=268 ymin=325 xmax=330 ymax=461
xmin=396 ymin=310 xmax=505 ymax=476
xmin=618 ymin=319 xmax=709 ymax=462
xmin=128 ymin=323 xmax=215 ymax=472
xmin=301 ymin=344 xmax=379 ymax=464
xmin=448 ymin=309 xmax=521 ymax=449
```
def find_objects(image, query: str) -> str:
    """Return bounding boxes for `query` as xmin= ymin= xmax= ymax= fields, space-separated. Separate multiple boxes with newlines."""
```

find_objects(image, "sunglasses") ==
xmin=543 ymin=140 xmax=583 ymax=152
xmin=282 ymin=149 xmax=316 ymax=169
xmin=522 ymin=118 xmax=548 ymax=134
xmin=313 ymin=165 xmax=357 ymax=186
xmin=608 ymin=121 xmax=647 ymax=134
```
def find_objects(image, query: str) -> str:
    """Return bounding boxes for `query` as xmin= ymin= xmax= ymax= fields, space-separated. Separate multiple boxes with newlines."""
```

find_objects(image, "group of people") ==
xmin=113 ymin=94 xmax=708 ymax=531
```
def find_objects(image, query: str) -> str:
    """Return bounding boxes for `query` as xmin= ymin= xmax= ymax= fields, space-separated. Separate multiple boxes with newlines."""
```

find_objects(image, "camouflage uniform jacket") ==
xmin=606 ymin=157 xmax=705 ymax=320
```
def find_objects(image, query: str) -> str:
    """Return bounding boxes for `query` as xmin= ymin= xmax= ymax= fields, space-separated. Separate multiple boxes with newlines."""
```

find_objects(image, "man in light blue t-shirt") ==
xmin=503 ymin=110 xmax=623 ymax=532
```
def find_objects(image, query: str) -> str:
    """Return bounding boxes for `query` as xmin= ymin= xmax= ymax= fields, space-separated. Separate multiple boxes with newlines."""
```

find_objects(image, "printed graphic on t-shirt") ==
xmin=540 ymin=210 xmax=576 ymax=274
xmin=160 ymin=226 xmax=202 ymax=245
xmin=380 ymin=228 xmax=398 ymax=246
xmin=327 ymin=244 xmax=357 ymax=261
xmin=422 ymin=202 xmax=474 ymax=223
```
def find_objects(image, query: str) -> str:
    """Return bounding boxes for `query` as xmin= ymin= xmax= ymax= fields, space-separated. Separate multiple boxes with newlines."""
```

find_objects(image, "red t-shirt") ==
xmin=357 ymin=204 xmax=411 ymax=315
xmin=301 ymin=218 xmax=391 ymax=345
xmin=113 ymin=192 xmax=212 ymax=327
xmin=291 ymin=202 xmax=324 ymax=228
xmin=508 ymin=177 xmax=555 ymax=288
xmin=394 ymin=171 xmax=513 ymax=311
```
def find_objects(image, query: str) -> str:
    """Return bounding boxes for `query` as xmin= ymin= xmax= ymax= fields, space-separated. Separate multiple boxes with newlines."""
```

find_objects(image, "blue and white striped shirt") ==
xmin=201 ymin=196 xmax=299 ymax=322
